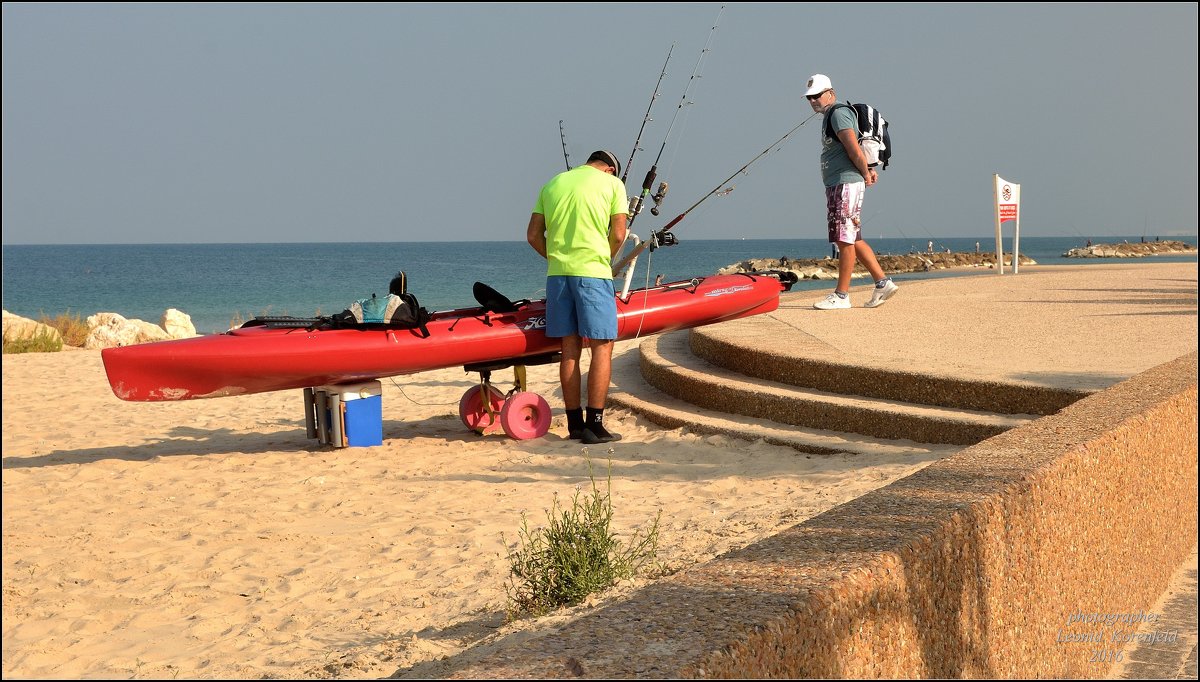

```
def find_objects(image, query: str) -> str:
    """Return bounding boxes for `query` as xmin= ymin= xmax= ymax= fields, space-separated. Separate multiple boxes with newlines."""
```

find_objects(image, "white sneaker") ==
xmin=864 ymin=279 xmax=899 ymax=308
xmin=814 ymin=292 xmax=851 ymax=310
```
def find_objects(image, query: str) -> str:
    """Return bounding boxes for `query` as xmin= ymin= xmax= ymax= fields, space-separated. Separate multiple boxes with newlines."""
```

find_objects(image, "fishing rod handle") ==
xmin=628 ymin=195 xmax=646 ymax=217
xmin=626 ymin=166 xmax=660 ymax=226
xmin=640 ymin=166 xmax=657 ymax=192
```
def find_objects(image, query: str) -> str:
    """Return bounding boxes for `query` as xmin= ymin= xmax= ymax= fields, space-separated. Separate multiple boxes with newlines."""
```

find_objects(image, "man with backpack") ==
xmin=805 ymin=74 xmax=898 ymax=310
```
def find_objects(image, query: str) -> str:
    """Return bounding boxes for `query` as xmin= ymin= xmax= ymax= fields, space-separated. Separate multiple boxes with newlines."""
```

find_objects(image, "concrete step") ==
xmin=689 ymin=317 xmax=1087 ymax=416
xmin=608 ymin=347 xmax=962 ymax=458
xmin=631 ymin=332 xmax=1037 ymax=446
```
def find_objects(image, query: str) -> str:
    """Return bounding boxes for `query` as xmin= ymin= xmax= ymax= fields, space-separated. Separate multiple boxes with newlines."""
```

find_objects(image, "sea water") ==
xmin=3 ymin=237 xmax=1195 ymax=335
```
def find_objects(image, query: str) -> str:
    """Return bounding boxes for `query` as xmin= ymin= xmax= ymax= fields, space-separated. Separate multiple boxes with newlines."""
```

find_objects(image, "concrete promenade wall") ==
xmin=455 ymin=351 xmax=1198 ymax=679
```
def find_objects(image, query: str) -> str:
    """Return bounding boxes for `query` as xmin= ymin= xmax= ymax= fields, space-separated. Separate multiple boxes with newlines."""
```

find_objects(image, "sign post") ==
xmin=994 ymin=175 xmax=1021 ymax=274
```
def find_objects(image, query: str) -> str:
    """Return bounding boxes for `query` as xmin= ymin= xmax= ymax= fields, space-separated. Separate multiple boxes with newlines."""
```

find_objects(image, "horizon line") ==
xmin=4 ymin=234 xmax=1197 ymax=248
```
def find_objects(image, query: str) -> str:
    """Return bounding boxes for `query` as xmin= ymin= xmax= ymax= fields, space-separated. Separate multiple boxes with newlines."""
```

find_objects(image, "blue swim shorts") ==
xmin=545 ymin=276 xmax=618 ymax=340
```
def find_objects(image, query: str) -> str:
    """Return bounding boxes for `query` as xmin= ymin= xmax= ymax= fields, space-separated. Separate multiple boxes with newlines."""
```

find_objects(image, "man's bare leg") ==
xmin=559 ymin=334 xmax=583 ymax=409
xmin=585 ymin=339 xmax=615 ymax=409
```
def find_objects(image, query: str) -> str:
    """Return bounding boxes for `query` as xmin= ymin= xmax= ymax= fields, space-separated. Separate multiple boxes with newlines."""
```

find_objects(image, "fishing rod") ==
xmin=853 ymin=209 xmax=884 ymax=249
xmin=559 ymin=120 xmax=571 ymax=171
xmin=626 ymin=5 xmax=726 ymax=229
xmin=557 ymin=44 xmax=673 ymax=178
xmin=892 ymin=224 xmax=919 ymax=253
xmin=916 ymin=224 xmax=949 ymax=253
xmin=621 ymin=44 xmax=674 ymax=185
xmin=612 ymin=110 xmax=820 ymax=277
xmin=1066 ymin=222 xmax=1094 ymax=247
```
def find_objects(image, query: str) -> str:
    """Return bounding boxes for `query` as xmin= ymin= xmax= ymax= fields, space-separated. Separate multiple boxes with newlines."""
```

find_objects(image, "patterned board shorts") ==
xmin=825 ymin=182 xmax=865 ymax=244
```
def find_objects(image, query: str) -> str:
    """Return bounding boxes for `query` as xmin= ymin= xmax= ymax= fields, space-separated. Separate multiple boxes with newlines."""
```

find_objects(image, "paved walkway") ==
xmin=707 ymin=261 xmax=1198 ymax=394
xmin=1110 ymin=545 xmax=1198 ymax=680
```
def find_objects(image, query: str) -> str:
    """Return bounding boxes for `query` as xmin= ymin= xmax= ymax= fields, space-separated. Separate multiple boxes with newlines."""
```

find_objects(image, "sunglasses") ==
xmin=806 ymin=90 xmax=829 ymax=101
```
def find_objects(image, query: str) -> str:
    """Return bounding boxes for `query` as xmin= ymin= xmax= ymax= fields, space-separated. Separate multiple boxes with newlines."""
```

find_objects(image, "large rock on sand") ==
xmin=160 ymin=308 xmax=198 ymax=339
xmin=85 ymin=312 xmax=172 ymax=350
xmin=2 ymin=310 xmax=64 ymax=345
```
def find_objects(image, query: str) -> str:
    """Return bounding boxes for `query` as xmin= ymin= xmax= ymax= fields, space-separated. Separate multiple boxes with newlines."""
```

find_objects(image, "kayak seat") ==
xmin=473 ymin=282 xmax=529 ymax=313
xmin=389 ymin=270 xmax=408 ymax=296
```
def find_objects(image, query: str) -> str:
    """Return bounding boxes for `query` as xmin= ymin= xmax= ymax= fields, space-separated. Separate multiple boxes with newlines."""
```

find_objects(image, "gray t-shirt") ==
xmin=820 ymin=102 xmax=862 ymax=187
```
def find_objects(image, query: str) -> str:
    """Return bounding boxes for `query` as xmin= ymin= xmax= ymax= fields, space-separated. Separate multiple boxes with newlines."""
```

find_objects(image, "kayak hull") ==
xmin=101 ymin=273 xmax=790 ymax=402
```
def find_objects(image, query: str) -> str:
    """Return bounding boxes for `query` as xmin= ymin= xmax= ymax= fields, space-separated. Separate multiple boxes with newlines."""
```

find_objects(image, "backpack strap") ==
xmin=823 ymin=102 xmax=858 ymax=140
xmin=400 ymin=292 xmax=431 ymax=338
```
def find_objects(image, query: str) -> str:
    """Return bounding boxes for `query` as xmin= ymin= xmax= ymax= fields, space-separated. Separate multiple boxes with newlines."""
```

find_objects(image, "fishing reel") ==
xmin=648 ymin=229 xmax=678 ymax=251
xmin=650 ymin=182 xmax=669 ymax=216
xmin=628 ymin=194 xmax=645 ymax=216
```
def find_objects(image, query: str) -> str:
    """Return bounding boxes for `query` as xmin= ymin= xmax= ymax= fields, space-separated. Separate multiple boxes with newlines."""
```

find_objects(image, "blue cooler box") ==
xmin=315 ymin=380 xmax=383 ymax=447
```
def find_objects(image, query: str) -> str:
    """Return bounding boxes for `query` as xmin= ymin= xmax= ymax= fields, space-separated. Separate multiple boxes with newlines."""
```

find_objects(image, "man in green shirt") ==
xmin=527 ymin=150 xmax=629 ymax=444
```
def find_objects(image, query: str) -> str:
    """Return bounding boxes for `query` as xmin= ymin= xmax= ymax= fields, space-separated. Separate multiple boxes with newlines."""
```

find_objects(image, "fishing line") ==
xmin=626 ymin=4 xmax=726 ymax=231
xmin=915 ymin=224 xmax=949 ymax=253
xmin=629 ymin=250 xmax=654 ymax=342
xmin=613 ymin=110 xmax=820 ymax=278
xmin=622 ymin=44 xmax=674 ymax=185
xmin=622 ymin=101 xmax=807 ymax=341
xmin=892 ymin=223 xmax=918 ymax=253
xmin=622 ymin=5 xmax=726 ymax=338
xmin=387 ymin=377 xmax=458 ymax=406
xmin=655 ymin=5 xmax=726 ymax=190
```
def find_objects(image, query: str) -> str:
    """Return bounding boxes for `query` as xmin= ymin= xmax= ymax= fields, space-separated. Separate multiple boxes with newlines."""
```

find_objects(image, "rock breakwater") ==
xmin=1062 ymin=240 xmax=1196 ymax=258
xmin=720 ymin=251 xmax=1036 ymax=280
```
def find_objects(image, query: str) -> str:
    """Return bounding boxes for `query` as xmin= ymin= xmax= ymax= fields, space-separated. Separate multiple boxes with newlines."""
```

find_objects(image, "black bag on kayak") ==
xmin=328 ymin=292 xmax=429 ymax=335
xmin=245 ymin=270 xmax=430 ymax=334
xmin=328 ymin=271 xmax=431 ymax=335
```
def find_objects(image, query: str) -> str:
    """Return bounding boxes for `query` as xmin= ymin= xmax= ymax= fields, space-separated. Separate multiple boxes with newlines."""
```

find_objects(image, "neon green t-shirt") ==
xmin=533 ymin=165 xmax=627 ymax=278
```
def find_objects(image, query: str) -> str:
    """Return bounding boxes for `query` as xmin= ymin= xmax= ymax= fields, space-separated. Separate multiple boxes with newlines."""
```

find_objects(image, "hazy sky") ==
xmin=3 ymin=2 xmax=1197 ymax=245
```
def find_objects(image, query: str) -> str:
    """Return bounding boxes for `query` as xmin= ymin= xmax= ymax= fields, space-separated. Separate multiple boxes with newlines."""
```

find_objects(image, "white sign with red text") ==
xmin=994 ymin=175 xmax=1022 ymax=274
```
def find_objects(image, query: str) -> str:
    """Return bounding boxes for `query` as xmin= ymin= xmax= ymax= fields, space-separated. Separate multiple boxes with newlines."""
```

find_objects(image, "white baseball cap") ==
xmin=804 ymin=74 xmax=833 ymax=96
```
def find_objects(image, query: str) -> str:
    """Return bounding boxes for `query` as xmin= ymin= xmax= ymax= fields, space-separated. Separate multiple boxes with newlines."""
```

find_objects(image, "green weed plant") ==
xmin=503 ymin=457 xmax=661 ymax=619
xmin=2 ymin=310 xmax=88 ymax=354
xmin=2 ymin=328 xmax=64 ymax=354
xmin=43 ymin=311 xmax=89 ymax=347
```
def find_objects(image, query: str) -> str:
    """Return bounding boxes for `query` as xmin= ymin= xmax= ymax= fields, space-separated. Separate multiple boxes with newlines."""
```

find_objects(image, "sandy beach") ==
xmin=1 ymin=340 xmax=941 ymax=679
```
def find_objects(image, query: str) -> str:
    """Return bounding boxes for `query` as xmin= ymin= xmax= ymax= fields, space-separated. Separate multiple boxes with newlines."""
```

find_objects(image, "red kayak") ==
xmin=101 ymin=272 xmax=795 ymax=403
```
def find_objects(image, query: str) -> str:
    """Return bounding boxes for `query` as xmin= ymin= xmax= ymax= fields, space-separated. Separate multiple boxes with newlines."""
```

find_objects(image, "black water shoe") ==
xmin=581 ymin=428 xmax=622 ymax=445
